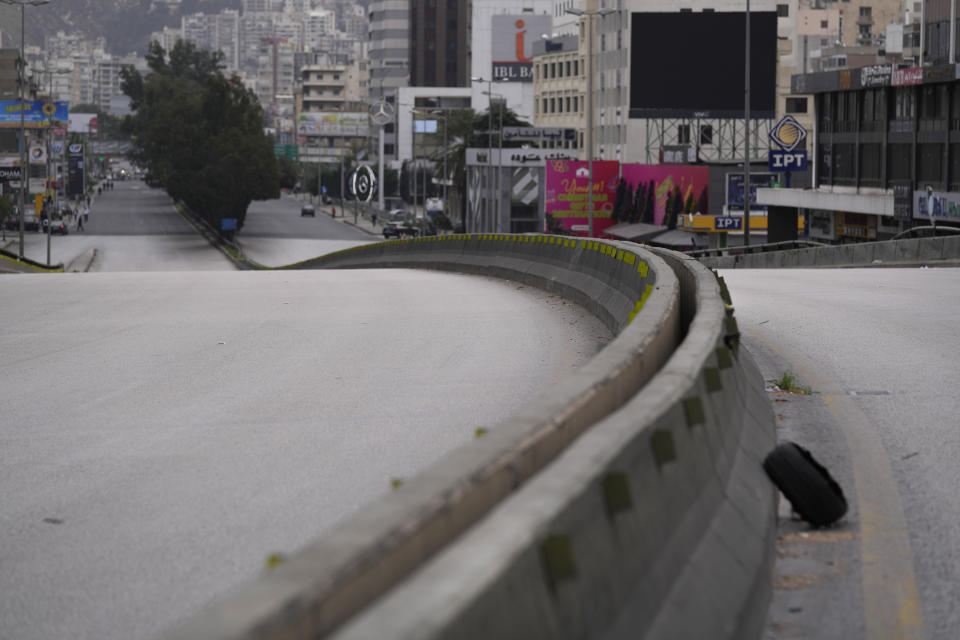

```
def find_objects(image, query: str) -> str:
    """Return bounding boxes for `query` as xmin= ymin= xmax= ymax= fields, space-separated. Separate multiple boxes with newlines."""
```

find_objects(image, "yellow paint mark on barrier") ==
xmin=616 ymin=249 xmax=624 ymax=260
xmin=640 ymin=284 xmax=653 ymax=305
xmin=624 ymin=253 xmax=636 ymax=265
xmin=637 ymin=261 xmax=649 ymax=278
xmin=265 ymin=553 xmax=287 ymax=570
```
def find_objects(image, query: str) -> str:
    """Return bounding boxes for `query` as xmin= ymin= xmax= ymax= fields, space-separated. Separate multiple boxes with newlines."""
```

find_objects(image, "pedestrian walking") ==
xmin=76 ymin=212 xmax=84 ymax=231
xmin=372 ymin=212 xmax=378 ymax=227
xmin=72 ymin=206 xmax=78 ymax=223
xmin=83 ymin=206 xmax=89 ymax=224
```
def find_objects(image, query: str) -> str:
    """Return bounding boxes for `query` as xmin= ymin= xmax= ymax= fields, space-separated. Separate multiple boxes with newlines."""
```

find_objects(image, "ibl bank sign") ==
xmin=491 ymin=15 xmax=552 ymax=82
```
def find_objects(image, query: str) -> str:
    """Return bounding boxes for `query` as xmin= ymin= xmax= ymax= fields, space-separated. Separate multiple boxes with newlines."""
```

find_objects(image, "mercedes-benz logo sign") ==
xmin=351 ymin=165 xmax=377 ymax=203
xmin=369 ymin=100 xmax=395 ymax=126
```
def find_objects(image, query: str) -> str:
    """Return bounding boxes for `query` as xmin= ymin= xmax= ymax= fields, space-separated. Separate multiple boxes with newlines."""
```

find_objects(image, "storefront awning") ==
xmin=603 ymin=222 xmax=667 ymax=241
xmin=647 ymin=229 xmax=708 ymax=248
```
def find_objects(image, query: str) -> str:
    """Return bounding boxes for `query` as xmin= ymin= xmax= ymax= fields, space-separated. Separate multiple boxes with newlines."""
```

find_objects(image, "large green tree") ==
xmin=121 ymin=40 xmax=280 ymax=230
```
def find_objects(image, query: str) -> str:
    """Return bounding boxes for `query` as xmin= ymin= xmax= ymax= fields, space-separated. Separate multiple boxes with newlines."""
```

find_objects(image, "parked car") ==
xmin=42 ymin=218 xmax=69 ymax=235
xmin=5 ymin=215 xmax=41 ymax=231
xmin=301 ymin=204 xmax=315 ymax=217
xmin=383 ymin=221 xmax=419 ymax=238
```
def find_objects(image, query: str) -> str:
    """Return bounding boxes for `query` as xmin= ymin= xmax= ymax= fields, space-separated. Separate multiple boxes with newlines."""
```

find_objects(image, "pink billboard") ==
xmin=544 ymin=160 xmax=620 ymax=236
xmin=620 ymin=164 xmax=710 ymax=227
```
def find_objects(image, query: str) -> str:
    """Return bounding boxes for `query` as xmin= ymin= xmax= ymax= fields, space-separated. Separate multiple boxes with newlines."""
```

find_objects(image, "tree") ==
xmin=277 ymin=157 xmax=298 ymax=190
xmin=612 ymin=178 xmax=629 ymax=223
xmin=642 ymin=180 xmax=655 ymax=224
xmin=121 ymin=40 xmax=280 ymax=231
xmin=0 ymin=195 xmax=12 ymax=240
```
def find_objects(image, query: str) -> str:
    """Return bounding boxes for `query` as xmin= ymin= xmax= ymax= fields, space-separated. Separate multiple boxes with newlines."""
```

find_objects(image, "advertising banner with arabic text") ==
xmin=0 ymin=101 xmax=69 ymax=127
xmin=544 ymin=159 xmax=620 ymax=236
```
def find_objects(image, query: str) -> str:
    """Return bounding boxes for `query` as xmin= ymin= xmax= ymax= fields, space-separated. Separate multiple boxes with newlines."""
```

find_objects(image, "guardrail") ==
xmin=163 ymin=235 xmax=776 ymax=640
xmin=694 ymin=235 xmax=960 ymax=269
xmin=687 ymin=239 xmax=829 ymax=260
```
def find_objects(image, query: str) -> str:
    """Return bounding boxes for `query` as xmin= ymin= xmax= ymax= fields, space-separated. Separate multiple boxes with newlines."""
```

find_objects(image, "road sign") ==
xmin=768 ymin=150 xmax=808 ymax=172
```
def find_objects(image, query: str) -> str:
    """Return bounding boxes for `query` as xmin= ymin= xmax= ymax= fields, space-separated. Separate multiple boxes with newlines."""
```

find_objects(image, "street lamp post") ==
xmin=2 ymin=0 xmax=50 ymax=260
xmin=433 ymin=110 xmax=448 ymax=224
xmin=471 ymin=76 xmax=495 ymax=232
xmin=566 ymin=5 xmax=614 ymax=238
xmin=744 ymin=0 xmax=752 ymax=247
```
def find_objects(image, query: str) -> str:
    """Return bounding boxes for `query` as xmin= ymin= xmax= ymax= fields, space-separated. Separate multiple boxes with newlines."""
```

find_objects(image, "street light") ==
xmin=566 ymin=5 xmax=615 ymax=238
xmin=471 ymin=76 xmax=496 ymax=232
xmin=41 ymin=65 xmax=69 ymax=265
xmin=1 ymin=0 xmax=51 ymax=260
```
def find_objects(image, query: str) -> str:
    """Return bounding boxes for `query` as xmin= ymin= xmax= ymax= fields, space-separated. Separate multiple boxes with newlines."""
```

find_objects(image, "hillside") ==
xmin=2 ymin=0 xmax=242 ymax=56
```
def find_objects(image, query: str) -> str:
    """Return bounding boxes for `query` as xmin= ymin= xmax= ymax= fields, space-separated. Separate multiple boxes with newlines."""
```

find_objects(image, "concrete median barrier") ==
xmin=699 ymin=235 xmax=960 ymax=269
xmin=162 ymin=235 xmax=776 ymax=640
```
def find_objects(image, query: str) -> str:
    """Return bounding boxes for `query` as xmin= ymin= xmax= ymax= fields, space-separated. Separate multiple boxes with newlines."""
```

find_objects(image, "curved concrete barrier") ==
xmin=162 ymin=235 xmax=775 ymax=640
xmin=0 ymin=246 xmax=64 ymax=273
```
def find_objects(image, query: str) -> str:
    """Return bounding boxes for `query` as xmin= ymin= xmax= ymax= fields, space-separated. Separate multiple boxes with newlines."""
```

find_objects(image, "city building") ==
xmin=297 ymin=57 xmax=369 ymax=165
xmin=531 ymin=34 xmax=581 ymax=152
xmin=410 ymin=0 xmax=470 ymax=88
xmin=470 ymin=2 xmax=552 ymax=121
xmin=761 ymin=62 xmax=960 ymax=243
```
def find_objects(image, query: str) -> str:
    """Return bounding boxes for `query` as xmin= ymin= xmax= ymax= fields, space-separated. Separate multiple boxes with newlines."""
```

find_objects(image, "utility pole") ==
xmin=744 ymin=0 xmax=751 ymax=247
xmin=566 ymin=4 xmax=614 ymax=237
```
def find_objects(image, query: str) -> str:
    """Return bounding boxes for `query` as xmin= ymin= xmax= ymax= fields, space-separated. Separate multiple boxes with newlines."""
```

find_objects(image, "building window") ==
xmin=918 ymin=143 xmax=942 ymax=184
xmin=566 ymin=96 xmax=571 ymax=112
xmin=677 ymin=124 xmax=690 ymax=144
xmin=777 ymin=4 xmax=788 ymax=17
xmin=786 ymin=97 xmax=808 ymax=113
xmin=700 ymin=124 xmax=713 ymax=145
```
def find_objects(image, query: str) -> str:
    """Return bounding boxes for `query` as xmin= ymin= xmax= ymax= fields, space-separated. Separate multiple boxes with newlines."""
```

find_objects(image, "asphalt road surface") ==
xmin=722 ymin=268 xmax=960 ymax=640
xmin=240 ymin=196 xmax=371 ymax=240
xmin=0 ymin=188 xmax=612 ymax=640
xmin=7 ymin=181 xmax=233 ymax=271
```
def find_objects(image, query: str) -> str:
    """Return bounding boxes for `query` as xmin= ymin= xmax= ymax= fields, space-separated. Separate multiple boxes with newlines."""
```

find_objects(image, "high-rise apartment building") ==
xmin=410 ymin=0 xmax=470 ymax=87
xmin=367 ymin=0 xmax=410 ymax=100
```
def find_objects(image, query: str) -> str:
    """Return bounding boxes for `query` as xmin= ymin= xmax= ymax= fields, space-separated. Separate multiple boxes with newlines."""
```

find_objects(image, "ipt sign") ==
xmin=769 ymin=150 xmax=808 ymax=171
xmin=767 ymin=115 xmax=808 ymax=173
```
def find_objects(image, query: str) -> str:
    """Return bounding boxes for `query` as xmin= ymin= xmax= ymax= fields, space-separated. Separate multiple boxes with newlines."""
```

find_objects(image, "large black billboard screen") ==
xmin=629 ymin=12 xmax=777 ymax=119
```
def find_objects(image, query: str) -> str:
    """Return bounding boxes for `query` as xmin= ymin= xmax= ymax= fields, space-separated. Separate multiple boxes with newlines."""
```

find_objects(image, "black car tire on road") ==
xmin=763 ymin=441 xmax=848 ymax=528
